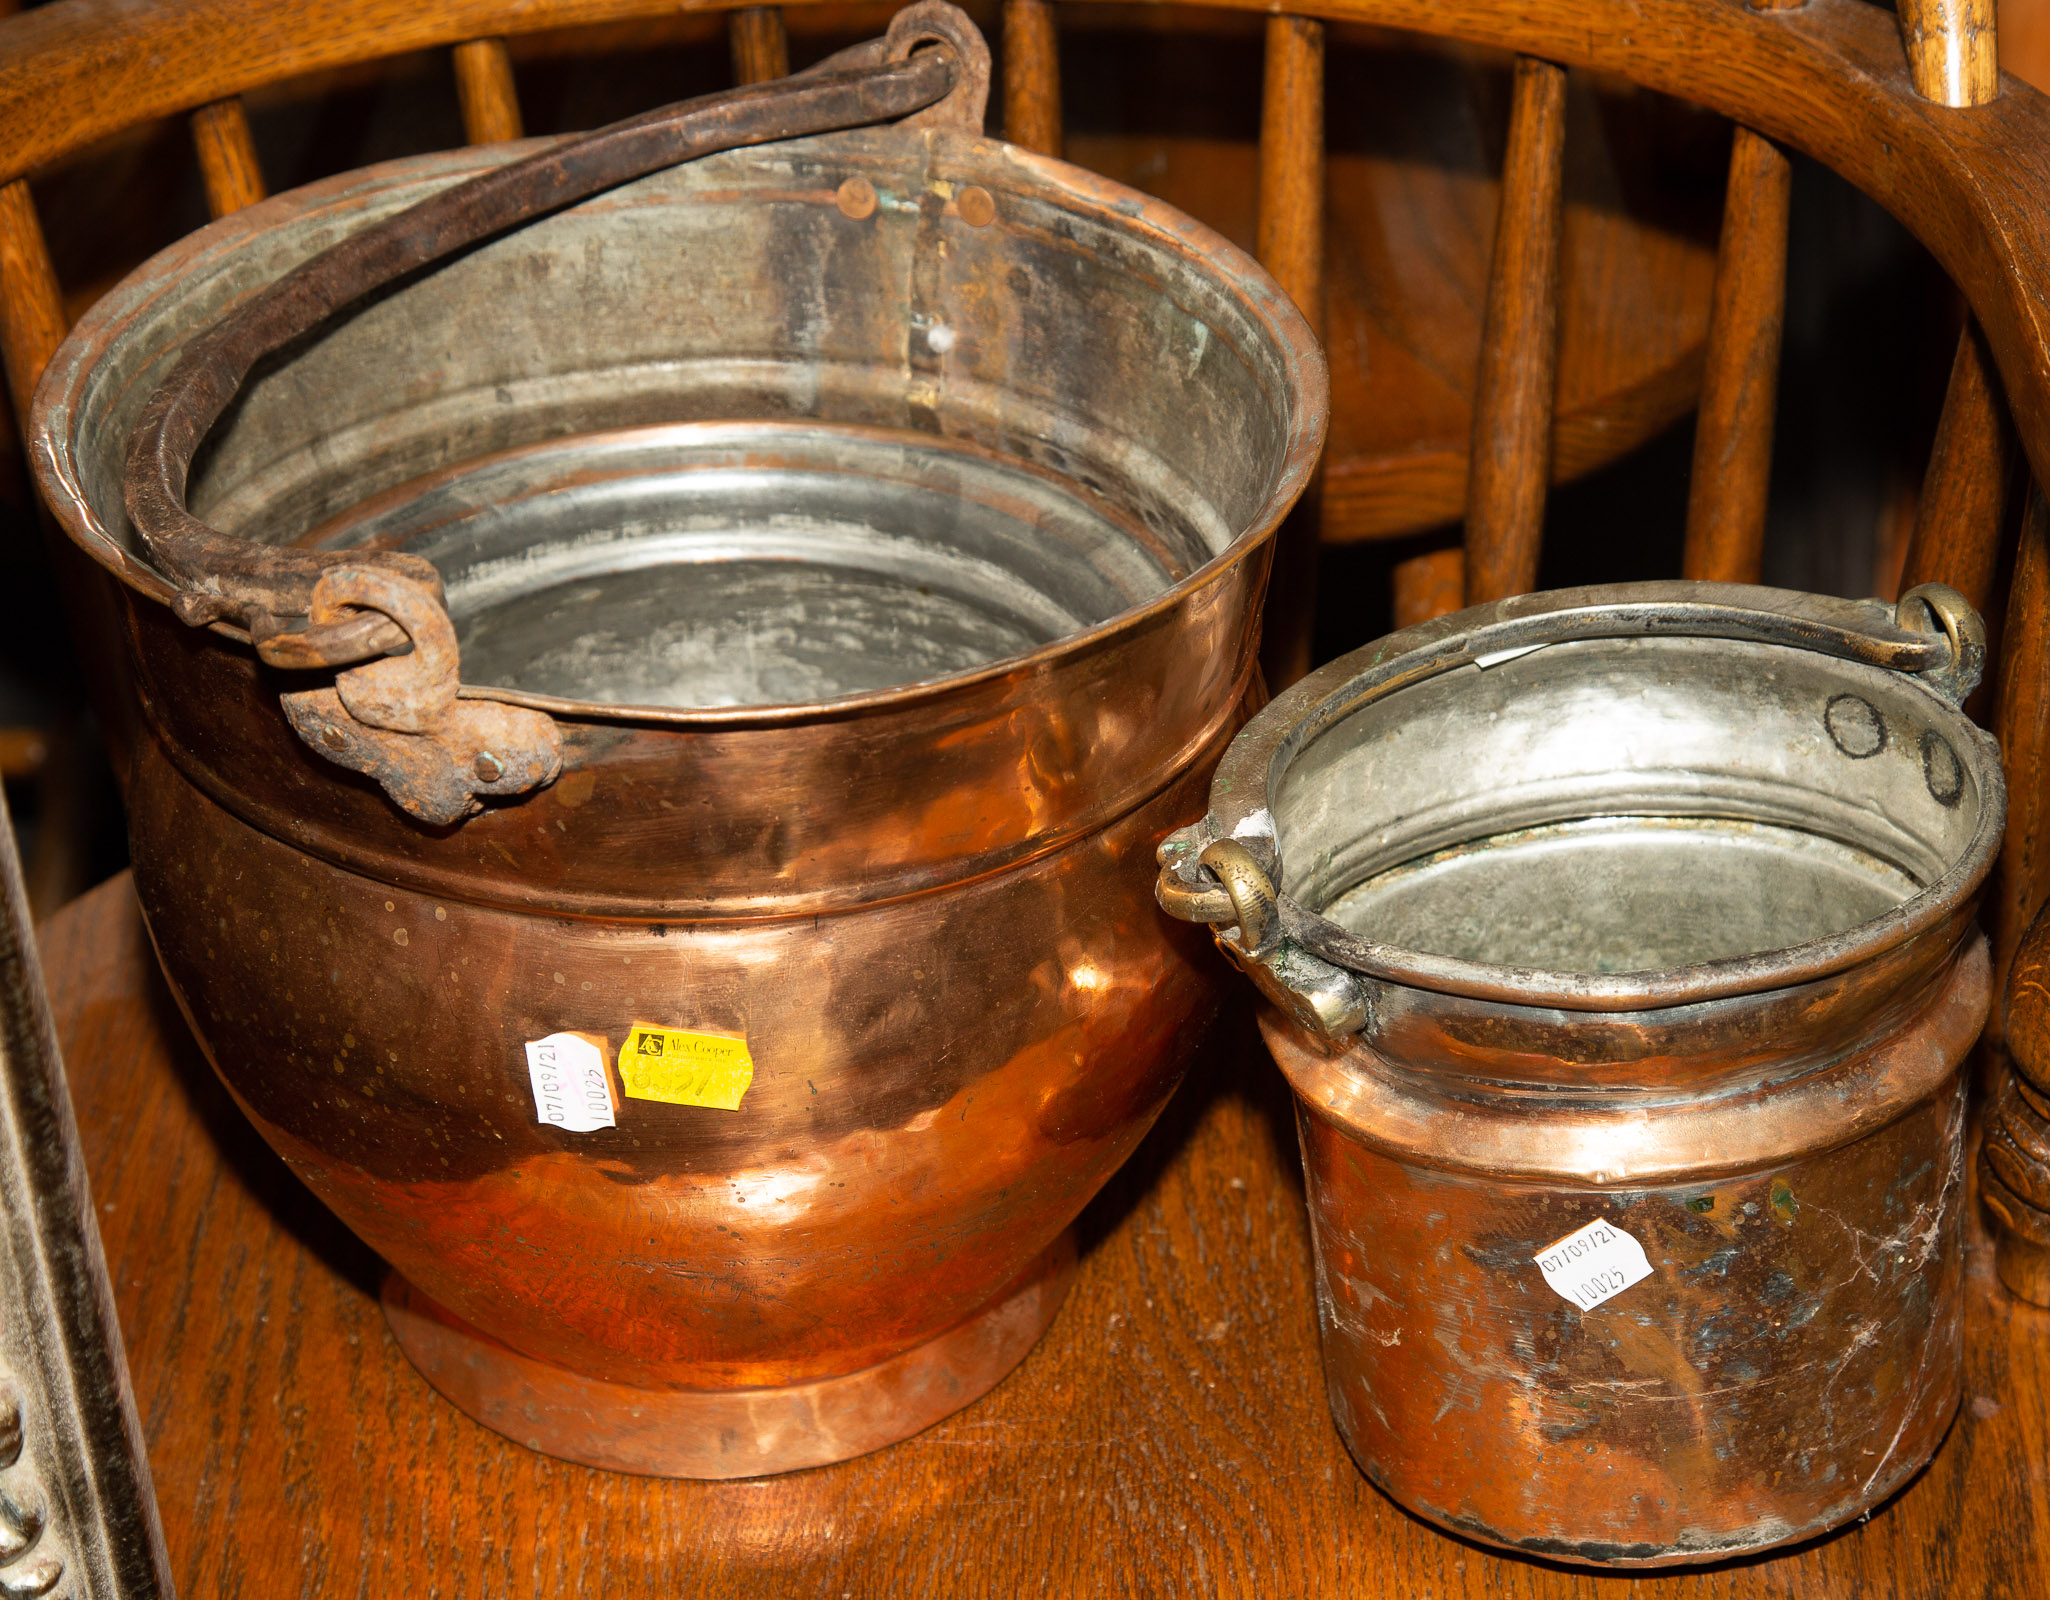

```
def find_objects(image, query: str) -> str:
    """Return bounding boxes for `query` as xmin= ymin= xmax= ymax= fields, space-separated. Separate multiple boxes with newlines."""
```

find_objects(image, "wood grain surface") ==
xmin=0 ymin=176 xmax=64 ymax=422
xmin=1057 ymin=37 xmax=1717 ymax=546
xmin=1897 ymin=0 xmax=2002 ymax=108
xmin=1993 ymin=491 xmax=2050 ymax=1040
xmin=453 ymin=36 xmax=526 ymax=144
xmin=1000 ymin=0 xmax=1061 ymax=157
xmin=1463 ymin=54 xmax=1566 ymax=604
xmin=188 ymin=97 xmax=266 ymax=218
xmin=37 ymin=872 xmax=2050 ymax=1597
xmin=1681 ymin=123 xmax=1790 ymax=586
xmin=727 ymin=8 xmax=790 ymax=90
xmin=1904 ymin=317 xmax=2020 ymax=615
xmin=1253 ymin=13 xmax=1324 ymax=690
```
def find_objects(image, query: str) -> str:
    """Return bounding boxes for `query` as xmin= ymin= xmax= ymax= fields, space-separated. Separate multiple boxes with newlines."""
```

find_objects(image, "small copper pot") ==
xmin=32 ymin=72 xmax=1325 ymax=1472
xmin=1159 ymin=582 xmax=2002 ymax=1564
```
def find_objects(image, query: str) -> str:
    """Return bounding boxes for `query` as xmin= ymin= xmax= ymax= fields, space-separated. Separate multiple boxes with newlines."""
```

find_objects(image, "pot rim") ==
xmin=28 ymin=128 xmax=1328 ymax=731
xmin=1170 ymin=581 xmax=2005 ymax=1013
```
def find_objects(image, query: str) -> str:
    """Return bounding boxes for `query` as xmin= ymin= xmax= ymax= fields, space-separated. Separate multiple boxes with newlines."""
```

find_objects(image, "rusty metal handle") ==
xmin=122 ymin=2 xmax=991 ymax=826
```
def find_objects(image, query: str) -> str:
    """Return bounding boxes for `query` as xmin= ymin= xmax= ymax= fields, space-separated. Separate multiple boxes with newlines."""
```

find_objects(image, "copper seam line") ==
xmin=1256 ymin=13 xmax=1324 ymax=688
xmin=191 ymin=98 xmax=267 ymax=218
xmin=1002 ymin=0 xmax=1061 ymax=157
xmin=1903 ymin=317 xmax=2015 ymax=612
xmin=1896 ymin=0 xmax=2000 ymax=108
xmin=453 ymin=37 xmax=524 ymax=144
xmin=1463 ymin=54 xmax=1565 ymax=605
xmin=0 ymin=180 xmax=66 ymax=427
xmin=729 ymin=8 xmax=790 ymax=88
xmin=1682 ymin=122 xmax=1792 ymax=583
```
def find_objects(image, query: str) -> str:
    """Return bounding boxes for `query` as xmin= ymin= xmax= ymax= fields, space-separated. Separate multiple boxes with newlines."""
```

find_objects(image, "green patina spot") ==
xmin=1770 ymin=1179 xmax=1799 ymax=1226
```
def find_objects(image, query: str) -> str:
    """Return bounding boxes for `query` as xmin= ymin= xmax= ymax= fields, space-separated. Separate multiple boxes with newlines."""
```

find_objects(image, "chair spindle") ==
xmin=190 ymin=98 xmax=267 ymax=219
xmin=1392 ymin=547 xmax=1465 ymax=628
xmin=1463 ymin=55 xmax=1567 ymax=605
xmin=729 ymin=8 xmax=790 ymax=87
xmin=453 ymin=38 xmax=524 ymax=145
xmin=1002 ymin=0 xmax=1062 ymax=157
xmin=1989 ymin=915 xmax=2050 ymax=1305
xmin=1896 ymin=0 xmax=1999 ymax=108
xmin=1255 ymin=14 xmax=1325 ymax=687
xmin=0 ymin=180 xmax=67 ymax=429
xmin=1995 ymin=487 xmax=2050 ymax=1004
xmin=1681 ymin=124 xmax=1791 ymax=583
xmin=1901 ymin=318 xmax=2016 ymax=611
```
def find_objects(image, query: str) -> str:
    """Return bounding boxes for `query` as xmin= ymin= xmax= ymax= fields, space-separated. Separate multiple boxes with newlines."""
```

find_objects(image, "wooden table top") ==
xmin=39 ymin=872 xmax=2050 ymax=1597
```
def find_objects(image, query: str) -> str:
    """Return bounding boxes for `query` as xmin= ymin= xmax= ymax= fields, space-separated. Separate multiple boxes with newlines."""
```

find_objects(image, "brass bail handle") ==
xmin=1895 ymin=581 xmax=1987 ymax=705
xmin=120 ymin=2 xmax=991 ymax=826
xmin=1157 ymin=838 xmax=1278 ymax=953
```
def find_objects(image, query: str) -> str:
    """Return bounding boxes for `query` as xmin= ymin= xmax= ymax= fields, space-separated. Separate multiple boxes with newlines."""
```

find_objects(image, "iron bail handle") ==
xmin=121 ymin=2 xmax=992 ymax=826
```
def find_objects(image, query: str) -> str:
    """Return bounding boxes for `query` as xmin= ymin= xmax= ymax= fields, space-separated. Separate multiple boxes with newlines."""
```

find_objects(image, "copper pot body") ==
xmin=1266 ymin=944 xmax=1982 ymax=1565
xmin=34 ymin=130 xmax=1324 ymax=1473
xmin=1160 ymin=586 xmax=2003 ymax=1562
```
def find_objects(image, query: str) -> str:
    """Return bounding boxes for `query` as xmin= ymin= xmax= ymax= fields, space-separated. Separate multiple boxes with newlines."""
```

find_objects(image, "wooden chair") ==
xmin=0 ymin=0 xmax=2047 ymax=1286
xmin=1004 ymin=7 xmax=1725 ymax=677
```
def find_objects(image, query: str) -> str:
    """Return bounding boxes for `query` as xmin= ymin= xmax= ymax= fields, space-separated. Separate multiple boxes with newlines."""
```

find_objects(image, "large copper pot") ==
xmin=1159 ymin=582 xmax=2001 ymax=1564
xmin=31 ymin=16 xmax=1325 ymax=1477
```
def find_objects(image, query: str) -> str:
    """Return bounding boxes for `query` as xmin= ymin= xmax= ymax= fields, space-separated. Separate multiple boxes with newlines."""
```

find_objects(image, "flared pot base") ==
xmin=382 ymin=1230 xmax=1077 ymax=1478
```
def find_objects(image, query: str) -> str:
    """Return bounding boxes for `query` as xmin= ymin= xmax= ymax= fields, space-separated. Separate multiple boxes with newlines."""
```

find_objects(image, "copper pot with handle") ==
xmin=1158 ymin=581 xmax=2001 ymax=1563
xmin=30 ymin=4 xmax=1326 ymax=1477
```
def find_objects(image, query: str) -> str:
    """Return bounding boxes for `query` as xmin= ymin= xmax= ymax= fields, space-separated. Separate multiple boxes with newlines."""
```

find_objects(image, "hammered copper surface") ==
xmin=129 ymin=722 xmax=1224 ymax=1396
xmin=1162 ymin=585 xmax=2002 ymax=1562
xmin=379 ymin=1236 xmax=1077 ymax=1478
xmin=31 ymin=46 xmax=1324 ymax=1468
xmin=1269 ymin=943 xmax=1982 ymax=1565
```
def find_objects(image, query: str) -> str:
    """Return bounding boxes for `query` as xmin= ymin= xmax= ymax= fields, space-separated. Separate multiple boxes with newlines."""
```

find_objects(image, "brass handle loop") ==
xmin=122 ymin=3 xmax=986 ymax=824
xmin=1200 ymin=839 xmax=1279 ymax=952
xmin=1896 ymin=581 xmax=1987 ymax=705
xmin=1154 ymin=871 xmax=1234 ymax=926
xmin=1156 ymin=837 xmax=1280 ymax=952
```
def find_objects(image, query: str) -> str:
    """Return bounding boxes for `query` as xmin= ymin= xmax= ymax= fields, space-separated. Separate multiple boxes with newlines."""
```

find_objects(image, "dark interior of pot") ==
xmin=1270 ymin=637 xmax=1990 ymax=974
xmin=64 ymin=128 xmax=1312 ymax=710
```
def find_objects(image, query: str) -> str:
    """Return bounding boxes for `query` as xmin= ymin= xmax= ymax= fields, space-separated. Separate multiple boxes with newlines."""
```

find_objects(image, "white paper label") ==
xmin=525 ymin=1033 xmax=615 ymax=1133
xmin=1533 ymin=1217 xmax=1654 ymax=1311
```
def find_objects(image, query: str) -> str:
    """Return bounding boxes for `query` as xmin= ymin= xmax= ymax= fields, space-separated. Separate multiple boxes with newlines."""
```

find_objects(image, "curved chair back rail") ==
xmin=0 ymin=0 xmax=2029 ymax=643
xmin=2 ymin=1 xmax=2049 ymax=1268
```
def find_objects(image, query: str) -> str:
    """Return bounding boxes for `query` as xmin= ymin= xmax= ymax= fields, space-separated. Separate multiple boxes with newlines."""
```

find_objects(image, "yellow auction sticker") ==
xmin=618 ymin=1025 xmax=755 ymax=1111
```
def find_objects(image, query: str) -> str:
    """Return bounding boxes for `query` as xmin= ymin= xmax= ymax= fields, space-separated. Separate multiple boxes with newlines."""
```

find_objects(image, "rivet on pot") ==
xmin=836 ymin=176 xmax=878 ymax=220
xmin=473 ymin=752 xmax=503 ymax=783
xmin=957 ymin=185 xmax=996 ymax=227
